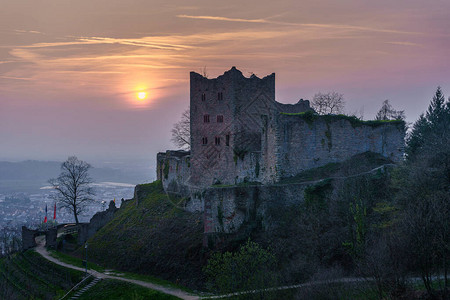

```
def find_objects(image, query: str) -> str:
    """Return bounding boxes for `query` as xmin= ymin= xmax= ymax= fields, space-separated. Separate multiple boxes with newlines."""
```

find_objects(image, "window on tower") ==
xmin=201 ymin=93 xmax=206 ymax=101
xmin=204 ymin=115 xmax=210 ymax=123
xmin=202 ymin=137 xmax=208 ymax=145
xmin=215 ymin=137 xmax=221 ymax=146
xmin=218 ymin=92 xmax=223 ymax=100
xmin=217 ymin=115 xmax=223 ymax=123
xmin=226 ymin=134 xmax=230 ymax=146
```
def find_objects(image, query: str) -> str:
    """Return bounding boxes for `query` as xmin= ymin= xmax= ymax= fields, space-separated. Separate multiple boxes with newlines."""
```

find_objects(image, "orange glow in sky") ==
xmin=1 ymin=0 xmax=450 ymax=161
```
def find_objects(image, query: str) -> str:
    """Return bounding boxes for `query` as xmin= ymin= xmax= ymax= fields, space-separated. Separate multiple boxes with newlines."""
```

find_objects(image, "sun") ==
xmin=137 ymin=92 xmax=147 ymax=100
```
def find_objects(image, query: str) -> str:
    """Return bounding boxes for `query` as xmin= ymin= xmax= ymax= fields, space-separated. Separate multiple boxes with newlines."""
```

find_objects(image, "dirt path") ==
xmin=34 ymin=237 xmax=199 ymax=300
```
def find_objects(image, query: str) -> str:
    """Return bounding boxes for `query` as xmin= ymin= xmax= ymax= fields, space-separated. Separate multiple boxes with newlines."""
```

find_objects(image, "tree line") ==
xmin=203 ymin=87 xmax=449 ymax=299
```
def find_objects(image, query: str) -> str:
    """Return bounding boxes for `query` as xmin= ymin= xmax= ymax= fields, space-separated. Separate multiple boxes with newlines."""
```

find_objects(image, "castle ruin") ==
xmin=157 ymin=67 xmax=405 ymax=196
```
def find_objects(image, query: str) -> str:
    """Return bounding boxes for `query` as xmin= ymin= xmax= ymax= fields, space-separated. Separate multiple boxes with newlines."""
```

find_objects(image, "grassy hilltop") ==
xmin=83 ymin=180 xmax=205 ymax=289
xmin=79 ymin=152 xmax=397 ymax=292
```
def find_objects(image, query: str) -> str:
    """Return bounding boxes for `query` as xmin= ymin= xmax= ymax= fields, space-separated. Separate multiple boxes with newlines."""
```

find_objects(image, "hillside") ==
xmin=84 ymin=181 xmax=205 ymax=289
xmin=0 ymin=160 xmax=148 ymax=193
xmin=0 ymin=250 xmax=85 ymax=299
xmin=79 ymin=152 xmax=395 ymax=292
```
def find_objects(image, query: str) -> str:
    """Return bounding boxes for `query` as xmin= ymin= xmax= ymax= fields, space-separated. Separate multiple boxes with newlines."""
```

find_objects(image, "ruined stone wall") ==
xmin=156 ymin=150 xmax=190 ymax=195
xmin=202 ymin=182 xmax=312 ymax=234
xmin=159 ymin=67 xmax=404 ymax=196
xmin=275 ymin=115 xmax=405 ymax=178
xmin=189 ymin=67 xmax=277 ymax=187
xmin=21 ymin=226 xmax=38 ymax=250
xmin=190 ymin=70 xmax=235 ymax=187
xmin=45 ymin=227 xmax=57 ymax=249
xmin=78 ymin=201 xmax=117 ymax=244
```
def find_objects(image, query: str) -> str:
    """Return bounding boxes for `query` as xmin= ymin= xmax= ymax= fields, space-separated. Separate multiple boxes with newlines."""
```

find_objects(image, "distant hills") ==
xmin=0 ymin=160 xmax=151 ymax=193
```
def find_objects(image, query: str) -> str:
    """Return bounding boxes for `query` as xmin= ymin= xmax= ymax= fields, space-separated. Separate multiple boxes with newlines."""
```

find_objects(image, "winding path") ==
xmin=34 ymin=237 xmax=199 ymax=300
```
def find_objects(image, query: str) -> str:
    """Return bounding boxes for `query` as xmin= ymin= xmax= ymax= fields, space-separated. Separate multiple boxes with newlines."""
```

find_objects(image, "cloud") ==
xmin=14 ymin=29 xmax=43 ymax=35
xmin=177 ymin=14 xmax=424 ymax=36
xmin=0 ymin=75 xmax=34 ymax=81
xmin=21 ymin=36 xmax=193 ymax=51
xmin=385 ymin=41 xmax=422 ymax=47
xmin=177 ymin=14 xmax=268 ymax=24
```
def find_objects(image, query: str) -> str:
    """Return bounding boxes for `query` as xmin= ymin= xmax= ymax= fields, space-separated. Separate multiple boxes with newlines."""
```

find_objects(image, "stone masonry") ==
xmin=156 ymin=67 xmax=405 ymax=195
xmin=156 ymin=67 xmax=405 ymax=242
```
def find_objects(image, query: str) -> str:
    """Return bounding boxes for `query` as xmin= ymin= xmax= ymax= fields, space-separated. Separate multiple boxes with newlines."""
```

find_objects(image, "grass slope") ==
xmin=0 ymin=250 xmax=85 ymax=299
xmin=86 ymin=180 xmax=205 ymax=289
xmin=279 ymin=151 xmax=393 ymax=184
xmin=78 ymin=279 xmax=181 ymax=300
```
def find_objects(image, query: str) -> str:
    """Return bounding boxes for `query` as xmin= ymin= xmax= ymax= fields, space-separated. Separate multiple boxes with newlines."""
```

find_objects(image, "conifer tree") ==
xmin=405 ymin=87 xmax=450 ymax=160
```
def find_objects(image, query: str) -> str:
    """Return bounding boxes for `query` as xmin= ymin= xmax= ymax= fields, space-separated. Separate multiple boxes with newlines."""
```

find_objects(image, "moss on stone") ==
xmin=325 ymin=123 xmax=332 ymax=151
xmin=163 ymin=161 xmax=170 ymax=179
xmin=217 ymin=205 xmax=224 ymax=228
xmin=281 ymin=112 xmax=405 ymax=129
xmin=233 ymin=148 xmax=248 ymax=162
xmin=255 ymin=160 xmax=260 ymax=178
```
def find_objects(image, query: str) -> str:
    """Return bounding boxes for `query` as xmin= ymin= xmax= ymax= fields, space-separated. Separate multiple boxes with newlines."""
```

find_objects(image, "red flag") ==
xmin=53 ymin=203 xmax=56 ymax=220
xmin=44 ymin=204 xmax=47 ymax=223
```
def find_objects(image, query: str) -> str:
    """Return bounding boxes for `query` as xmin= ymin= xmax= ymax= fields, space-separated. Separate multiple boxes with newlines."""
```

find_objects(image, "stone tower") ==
xmin=189 ymin=67 xmax=276 ymax=187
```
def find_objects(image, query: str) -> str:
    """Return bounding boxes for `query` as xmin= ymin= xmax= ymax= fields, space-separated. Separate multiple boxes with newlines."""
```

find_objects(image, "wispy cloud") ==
xmin=0 ymin=75 xmax=34 ymax=81
xmin=385 ymin=41 xmax=422 ymax=47
xmin=14 ymin=29 xmax=43 ymax=35
xmin=177 ymin=14 xmax=423 ymax=35
xmin=21 ymin=36 xmax=193 ymax=51
xmin=177 ymin=14 xmax=268 ymax=24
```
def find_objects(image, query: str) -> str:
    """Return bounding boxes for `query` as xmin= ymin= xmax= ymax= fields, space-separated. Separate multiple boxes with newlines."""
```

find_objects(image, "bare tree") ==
xmin=0 ymin=224 xmax=21 ymax=257
xmin=171 ymin=108 xmax=190 ymax=150
xmin=375 ymin=100 xmax=405 ymax=121
xmin=48 ymin=156 xmax=95 ymax=225
xmin=311 ymin=92 xmax=345 ymax=115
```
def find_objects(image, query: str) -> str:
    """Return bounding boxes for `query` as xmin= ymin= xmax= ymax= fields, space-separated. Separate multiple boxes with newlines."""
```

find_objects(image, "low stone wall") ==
xmin=45 ymin=227 xmax=57 ymax=249
xmin=22 ymin=226 xmax=38 ymax=250
xmin=78 ymin=200 xmax=118 ymax=245
xmin=21 ymin=226 xmax=57 ymax=250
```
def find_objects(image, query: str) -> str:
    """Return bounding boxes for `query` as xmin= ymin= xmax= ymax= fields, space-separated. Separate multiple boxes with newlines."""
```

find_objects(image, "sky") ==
xmin=1 ymin=0 xmax=449 ymax=169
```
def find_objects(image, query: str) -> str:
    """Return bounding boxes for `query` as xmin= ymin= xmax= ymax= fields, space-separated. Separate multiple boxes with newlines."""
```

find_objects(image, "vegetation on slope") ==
xmin=280 ymin=110 xmax=405 ymax=128
xmin=84 ymin=180 xmax=205 ymax=289
xmin=77 ymin=279 xmax=180 ymax=300
xmin=0 ymin=250 xmax=85 ymax=299
xmin=279 ymin=151 xmax=393 ymax=184
xmin=254 ymin=157 xmax=394 ymax=284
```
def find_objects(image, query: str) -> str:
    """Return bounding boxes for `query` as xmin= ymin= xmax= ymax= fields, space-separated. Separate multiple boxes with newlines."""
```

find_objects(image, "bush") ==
xmin=204 ymin=239 xmax=279 ymax=297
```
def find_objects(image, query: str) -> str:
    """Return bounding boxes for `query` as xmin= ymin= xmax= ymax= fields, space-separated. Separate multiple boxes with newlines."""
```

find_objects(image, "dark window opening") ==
xmin=202 ymin=137 xmax=208 ymax=145
xmin=217 ymin=115 xmax=223 ymax=123
xmin=203 ymin=114 xmax=210 ymax=123
xmin=226 ymin=134 xmax=230 ymax=146
xmin=215 ymin=137 xmax=221 ymax=146
xmin=201 ymin=93 xmax=206 ymax=101
xmin=218 ymin=92 xmax=223 ymax=100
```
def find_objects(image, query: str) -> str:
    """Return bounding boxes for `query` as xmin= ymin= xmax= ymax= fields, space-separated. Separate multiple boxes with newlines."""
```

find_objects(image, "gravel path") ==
xmin=34 ymin=237 xmax=199 ymax=300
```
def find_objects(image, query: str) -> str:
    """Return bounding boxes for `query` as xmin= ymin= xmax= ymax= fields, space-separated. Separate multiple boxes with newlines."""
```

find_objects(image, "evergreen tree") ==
xmin=405 ymin=87 xmax=450 ymax=160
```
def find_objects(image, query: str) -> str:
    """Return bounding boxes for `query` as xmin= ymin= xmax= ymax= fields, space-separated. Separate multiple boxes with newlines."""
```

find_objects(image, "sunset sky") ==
xmin=1 ymin=0 xmax=449 ymax=169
